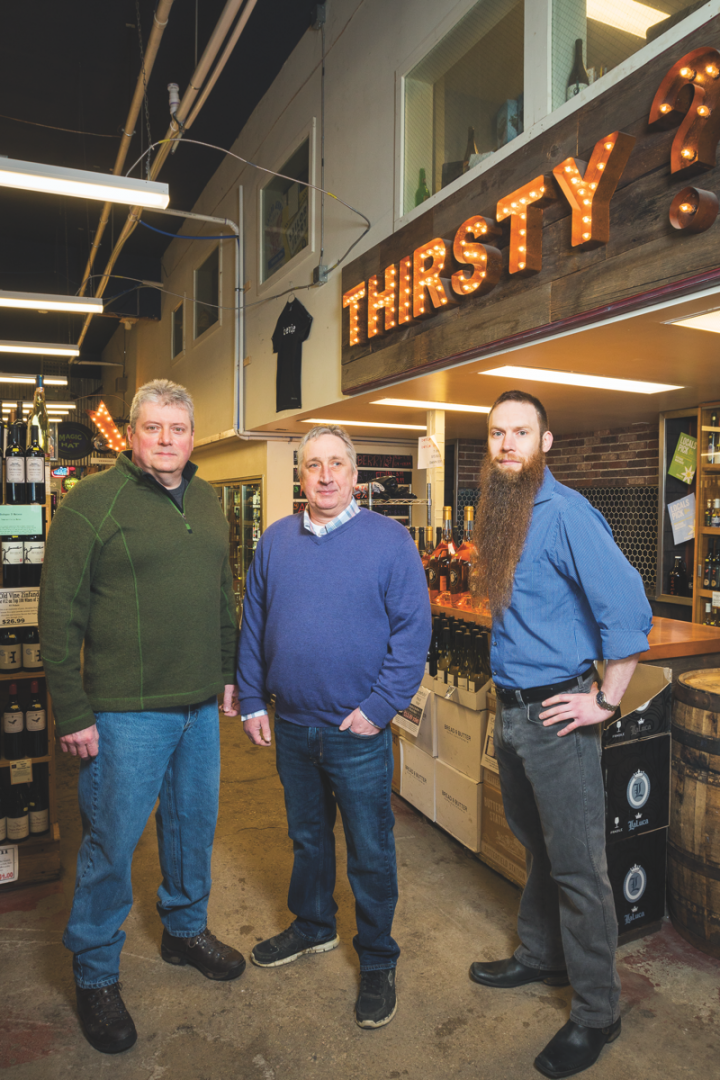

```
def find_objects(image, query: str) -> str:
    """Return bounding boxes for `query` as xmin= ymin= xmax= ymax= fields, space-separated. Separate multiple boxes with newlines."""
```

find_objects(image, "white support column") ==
xmin=427 ymin=409 xmax=445 ymax=541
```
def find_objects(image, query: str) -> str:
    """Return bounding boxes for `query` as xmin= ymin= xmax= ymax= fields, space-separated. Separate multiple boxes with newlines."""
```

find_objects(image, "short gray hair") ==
xmin=297 ymin=425 xmax=357 ymax=473
xmin=129 ymin=378 xmax=194 ymax=431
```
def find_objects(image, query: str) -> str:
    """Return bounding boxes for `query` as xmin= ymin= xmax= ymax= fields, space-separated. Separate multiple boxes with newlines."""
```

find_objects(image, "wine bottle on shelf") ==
xmin=23 ymin=533 xmax=44 ymax=587
xmin=709 ymin=412 xmax=719 ymax=466
xmin=704 ymin=541 xmax=713 ymax=588
xmin=25 ymin=422 xmax=46 ymax=505
xmin=5 ymin=419 xmax=26 ymax=506
xmin=417 ymin=527 xmax=426 ymax=558
xmin=21 ymin=626 xmax=42 ymax=673
xmin=426 ymin=622 xmax=439 ymax=678
xmin=28 ymin=375 xmax=49 ymax=454
xmin=462 ymin=127 xmax=478 ymax=173
xmin=2 ymin=683 xmax=25 ymax=760
xmin=457 ymin=633 xmax=472 ymax=690
xmin=566 ymin=38 xmax=589 ymax=100
xmin=706 ymin=499 xmax=713 ymax=527
xmin=710 ymin=546 xmax=719 ymax=591
xmin=28 ymin=765 xmax=49 ymax=835
xmin=6 ymin=783 xmax=29 ymax=842
xmin=2 ymin=534 xmax=24 ymax=587
xmin=0 ymin=781 xmax=6 ymax=842
xmin=25 ymin=680 xmax=47 ymax=758
xmin=437 ymin=626 xmax=452 ymax=684
xmin=713 ymin=499 xmax=720 ymax=528
xmin=414 ymin=168 xmax=430 ymax=206
xmin=0 ymin=628 xmax=21 ymax=674
xmin=704 ymin=601 xmax=713 ymax=626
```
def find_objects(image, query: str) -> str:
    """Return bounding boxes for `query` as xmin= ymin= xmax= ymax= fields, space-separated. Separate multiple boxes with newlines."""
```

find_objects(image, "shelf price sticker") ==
xmin=0 ymin=846 xmax=19 ymax=885
xmin=0 ymin=505 xmax=43 ymax=536
xmin=10 ymin=759 xmax=33 ymax=785
xmin=713 ymin=592 xmax=720 ymax=609
xmin=394 ymin=685 xmax=431 ymax=738
xmin=0 ymin=588 xmax=39 ymax=628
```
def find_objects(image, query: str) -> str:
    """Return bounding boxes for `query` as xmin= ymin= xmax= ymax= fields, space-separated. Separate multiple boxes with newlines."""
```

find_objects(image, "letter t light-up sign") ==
xmin=342 ymin=282 xmax=367 ymax=346
xmin=496 ymin=177 xmax=555 ymax=273
xmin=553 ymin=132 xmax=635 ymax=246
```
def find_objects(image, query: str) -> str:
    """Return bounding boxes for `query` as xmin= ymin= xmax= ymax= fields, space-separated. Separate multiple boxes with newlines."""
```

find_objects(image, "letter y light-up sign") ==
xmin=553 ymin=132 xmax=636 ymax=246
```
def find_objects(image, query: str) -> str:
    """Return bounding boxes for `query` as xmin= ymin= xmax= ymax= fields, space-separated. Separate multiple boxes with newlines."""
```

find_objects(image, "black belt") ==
xmin=494 ymin=666 xmax=597 ymax=707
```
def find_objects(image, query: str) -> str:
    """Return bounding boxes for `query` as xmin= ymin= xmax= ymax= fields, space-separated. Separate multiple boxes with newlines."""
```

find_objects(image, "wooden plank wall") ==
xmin=342 ymin=14 xmax=720 ymax=394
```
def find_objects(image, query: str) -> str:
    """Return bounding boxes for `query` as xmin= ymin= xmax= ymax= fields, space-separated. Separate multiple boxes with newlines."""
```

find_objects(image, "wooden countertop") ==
xmin=431 ymin=606 xmax=720 ymax=661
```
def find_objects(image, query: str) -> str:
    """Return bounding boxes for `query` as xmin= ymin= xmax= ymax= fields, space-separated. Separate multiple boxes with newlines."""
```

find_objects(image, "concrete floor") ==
xmin=2 ymin=716 xmax=719 ymax=1079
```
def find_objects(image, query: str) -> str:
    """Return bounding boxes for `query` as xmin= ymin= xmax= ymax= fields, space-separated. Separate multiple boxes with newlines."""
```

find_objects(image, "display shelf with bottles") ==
xmin=693 ymin=401 xmax=720 ymax=624
xmin=213 ymin=479 xmax=263 ymax=613
xmin=657 ymin=409 xmax=697 ymax=609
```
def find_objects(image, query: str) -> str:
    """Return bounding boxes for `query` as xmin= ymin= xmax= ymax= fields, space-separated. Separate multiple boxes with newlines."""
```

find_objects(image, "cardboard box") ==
xmin=391 ymin=686 xmax=437 ymax=757
xmin=399 ymin=739 xmax=435 ymax=820
xmin=603 ymin=734 xmax=670 ymax=843
xmin=600 ymin=663 xmax=672 ymax=746
xmin=480 ymin=770 xmax=527 ymax=888
xmin=391 ymin=732 xmax=401 ymax=794
xmin=435 ymin=759 xmax=483 ymax=852
xmin=607 ymin=827 xmax=667 ymax=935
xmin=434 ymin=676 xmax=492 ymax=712
xmin=436 ymin=697 xmax=488 ymax=782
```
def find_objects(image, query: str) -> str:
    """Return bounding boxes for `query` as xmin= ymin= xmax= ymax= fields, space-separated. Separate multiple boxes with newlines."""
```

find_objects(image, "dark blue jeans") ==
xmin=494 ymin=671 xmax=620 ymax=1027
xmin=274 ymin=716 xmax=399 ymax=971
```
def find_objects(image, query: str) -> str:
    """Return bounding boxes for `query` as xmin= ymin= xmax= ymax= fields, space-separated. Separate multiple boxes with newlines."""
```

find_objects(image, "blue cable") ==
xmin=138 ymin=219 xmax=237 ymax=241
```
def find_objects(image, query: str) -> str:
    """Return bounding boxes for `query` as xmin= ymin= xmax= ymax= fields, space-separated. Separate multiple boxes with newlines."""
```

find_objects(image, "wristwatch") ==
xmin=596 ymin=690 xmax=621 ymax=713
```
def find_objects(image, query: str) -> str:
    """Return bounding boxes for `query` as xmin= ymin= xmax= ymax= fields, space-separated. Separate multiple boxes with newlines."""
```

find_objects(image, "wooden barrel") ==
xmin=669 ymin=669 xmax=720 ymax=958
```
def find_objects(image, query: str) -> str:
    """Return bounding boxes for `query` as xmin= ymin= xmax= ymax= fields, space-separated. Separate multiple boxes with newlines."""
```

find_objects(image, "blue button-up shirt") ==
xmin=491 ymin=468 xmax=652 ymax=690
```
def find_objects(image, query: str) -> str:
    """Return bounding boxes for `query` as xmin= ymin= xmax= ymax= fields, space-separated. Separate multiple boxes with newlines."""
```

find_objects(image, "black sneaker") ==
xmin=251 ymin=924 xmax=339 ymax=968
xmin=75 ymin=982 xmax=137 ymax=1054
xmin=355 ymin=968 xmax=397 ymax=1028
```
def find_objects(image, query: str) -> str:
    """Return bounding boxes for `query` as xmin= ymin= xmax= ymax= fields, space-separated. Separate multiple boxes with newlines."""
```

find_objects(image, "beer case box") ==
xmin=435 ymin=759 xmax=483 ymax=852
xmin=607 ymin=827 xmax=667 ymax=935
xmin=480 ymin=769 xmax=527 ymax=888
xmin=435 ymin=697 xmax=488 ymax=782
xmin=603 ymin=733 xmax=670 ymax=844
xmin=391 ymin=731 xmax=401 ymax=794
xmin=391 ymin=691 xmax=437 ymax=757
xmin=399 ymin=739 xmax=436 ymax=821
xmin=428 ymin=675 xmax=492 ymax=713
xmin=599 ymin=663 xmax=672 ymax=747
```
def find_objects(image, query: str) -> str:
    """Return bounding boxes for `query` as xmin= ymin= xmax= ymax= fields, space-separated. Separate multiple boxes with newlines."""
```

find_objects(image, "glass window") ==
xmin=194 ymin=247 xmax=219 ymax=339
xmin=403 ymin=0 xmax=524 ymax=216
xmin=171 ymin=301 xmax=183 ymax=358
xmin=261 ymin=139 xmax=309 ymax=282
xmin=552 ymin=0 xmax=705 ymax=111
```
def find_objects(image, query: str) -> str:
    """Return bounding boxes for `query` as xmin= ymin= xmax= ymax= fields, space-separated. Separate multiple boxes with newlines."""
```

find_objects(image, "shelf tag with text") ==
xmin=0 ymin=505 xmax=43 ymax=536
xmin=0 ymin=846 xmax=19 ymax=886
xmin=0 ymin=588 xmax=39 ymax=628
xmin=668 ymin=433 xmax=697 ymax=484
xmin=10 ymin=759 xmax=33 ymax=785
xmin=418 ymin=436 xmax=443 ymax=470
xmin=713 ymin=591 xmax=720 ymax=608
xmin=394 ymin=685 xmax=431 ymax=737
xmin=668 ymin=493 xmax=695 ymax=545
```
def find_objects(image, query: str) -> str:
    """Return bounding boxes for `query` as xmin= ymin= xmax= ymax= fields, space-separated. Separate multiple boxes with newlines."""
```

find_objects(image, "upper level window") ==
xmin=194 ymin=247 xmax=219 ymax=339
xmin=171 ymin=301 xmax=184 ymax=359
xmin=403 ymin=0 xmax=524 ymax=216
xmin=261 ymin=138 xmax=309 ymax=283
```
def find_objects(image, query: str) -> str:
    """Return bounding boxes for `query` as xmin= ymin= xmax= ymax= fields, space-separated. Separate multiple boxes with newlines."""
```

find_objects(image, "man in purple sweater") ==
xmin=237 ymin=425 xmax=431 ymax=1029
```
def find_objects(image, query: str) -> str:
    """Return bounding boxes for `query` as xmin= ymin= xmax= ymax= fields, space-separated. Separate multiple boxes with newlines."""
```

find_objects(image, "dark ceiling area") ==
xmin=0 ymin=0 xmax=315 ymax=372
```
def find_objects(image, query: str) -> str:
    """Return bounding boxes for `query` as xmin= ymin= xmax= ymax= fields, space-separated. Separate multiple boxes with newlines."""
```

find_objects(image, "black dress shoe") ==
xmin=161 ymin=927 xmax=246 ymax=980
xmin=76 ymin=983 xmax=137 ymax=1054
xmin=469 ymin=956 xmax=569 ymax=988
xmin=534 ymin=1017 xmax=622 ymax=1078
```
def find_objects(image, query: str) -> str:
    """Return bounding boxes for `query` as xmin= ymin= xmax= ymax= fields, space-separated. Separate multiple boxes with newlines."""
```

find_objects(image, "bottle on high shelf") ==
xmin=6 ymin=783 xmax=29 ymax=842
xmin=23 ymin=532 xmax=44 ymax=587
xmin=25 ymin=421 xmax=46 ymax=505
xmin=710 ymin=546 xmax=719 ymax=591
xmin=25 ymin=680 xmax=47 ymax=758
xmin=566 ymin=38 xmax=589 ymax=100
xmin=21 ymin=626 xmax=42 ymax=673
xmin=2 ymin=534 xmax=24 ymax=587
xmin=28 ymin=764 xmax=49 ymax=836
xmin=709 ymin=412 xmax=719 ymax=466
xmin=5 ymin=406 xmax=27 ymax=505
xmin=713 ymin=499 xmax=720 ymax=528
xmin=704 ymin=541 xmax=713 ymax=588
xmin=28 ymin=375 xmax=49 ymax=454
xmin=0 ymin=628 xmax=21 ymax=675
xmin=706 ymin=499 xmax=713 ymax=527
xmin=0 ymin=780 xmax=6 ymax=842
xmin=2 ymin=682 xmax=25 ymax=760
xmin=414 ymin=168 xmax=430 ymax=207
xmin=462 ymin=127 xmax=478 ymax=173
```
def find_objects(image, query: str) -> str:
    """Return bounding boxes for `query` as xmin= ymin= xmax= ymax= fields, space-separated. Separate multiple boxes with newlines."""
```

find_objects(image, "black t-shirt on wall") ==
xmin=272 ymin=298 xmax=313 ymax=412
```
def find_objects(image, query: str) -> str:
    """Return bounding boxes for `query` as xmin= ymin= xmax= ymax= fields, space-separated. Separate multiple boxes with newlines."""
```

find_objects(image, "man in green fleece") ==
xmin=39 ymin=379 xmax=244 ymax=1056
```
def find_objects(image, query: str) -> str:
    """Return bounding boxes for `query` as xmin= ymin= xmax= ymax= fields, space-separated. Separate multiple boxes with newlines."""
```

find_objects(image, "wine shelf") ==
xmin=0 ymin=669 xmax=44 ymax=681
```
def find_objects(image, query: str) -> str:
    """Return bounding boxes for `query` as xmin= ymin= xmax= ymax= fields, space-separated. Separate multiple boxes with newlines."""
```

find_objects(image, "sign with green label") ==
xmin=668 ymin=433 xmax=697 ymax=485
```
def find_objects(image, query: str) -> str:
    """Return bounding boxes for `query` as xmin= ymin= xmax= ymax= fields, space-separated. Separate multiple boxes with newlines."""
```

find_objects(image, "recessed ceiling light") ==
xmin=0 ymin=340 xmax=80 ymax=357
xmin=301 ymin=418 xmax=426 ymax=431
xmin=372 ymin=398 xmax=491 ymax=413
xmin=667 ymin=310 xmax=720 ymax=334
xmin=480 ymin=365 xmax=682 ymax=394
xmin=587 ymin=0 xmax=666 ymax=39
xmin=0 ymin=290 xmax=103 ymax=314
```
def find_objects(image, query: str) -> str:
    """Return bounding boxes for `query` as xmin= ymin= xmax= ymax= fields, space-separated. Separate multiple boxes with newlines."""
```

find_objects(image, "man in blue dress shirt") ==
xmin=469 ymin=390 xmax=652 ymax=1080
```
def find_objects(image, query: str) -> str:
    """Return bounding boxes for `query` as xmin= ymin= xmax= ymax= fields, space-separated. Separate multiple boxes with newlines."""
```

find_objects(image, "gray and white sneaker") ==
xmin=251 ymin=924 xmax=339 ymax=968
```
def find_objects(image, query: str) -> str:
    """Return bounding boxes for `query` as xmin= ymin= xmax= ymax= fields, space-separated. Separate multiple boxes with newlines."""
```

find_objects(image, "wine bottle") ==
xmin=437 ymin=627 xmax=452 ymax=684
xmin=6 ymin=783 xmax=29 ymax=842
xmin=0 ymin=781 xmax=6 ymax=842
xmin=414 ymin=168 xmax=430 ymax=206
xmin=21 ymin=626 xmax=42 ymax=673
xmin=704 ymin=601 xmax=713 ymax=626
xmin=711 ymin=546 xmax=718 ymax=591
xmin=668 ymin=555 xmax=681 ymax=595
xmin=23 ymin=534 xmax=44 ymax=587
xmin=2 ymin=534 xmax=24 ymax=587
xmin=566 ymin=38 xmax=589 ymax=100
xmin=5 ymin=420 xmax=26 ymax=505
xmin=462 ymin=127 xmax=478 ymax=173
xmin=0 ymin=628 xmax=21 ymax=675
xmin=709 ymin=412 xmax=719 ymax=466
xmin=2 ymin=683 xmax=25 ymax=760
xmin=28 ymin=375 xmax=49 ymax=454
xmin=28 ymin=766 xmax=49 ymax=835
xmin=418 ymin=527 xmax=426 ymax=558
xmin=25 ymin=680 xmax=47 ymax=757
xmin=706 ymin=499 xmax=713 ymax=527
xmin=25 ymin=422 xmax=45 ymax=505
xmin=426 ymin=623 xmax=438 ymax=678
xmin=447 ymin=629 xmax=462 ymax=688
xmin=457 ymin=632 xmax=472 ymax=690
xmin=704 ymin=541 xmax=713 ymax=588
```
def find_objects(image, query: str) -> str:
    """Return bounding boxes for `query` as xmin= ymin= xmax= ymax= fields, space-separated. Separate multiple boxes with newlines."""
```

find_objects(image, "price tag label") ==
xmin=10 ymin=759 xmax=33 ymax=785
xmin=0 ymin=589 xmax=39 ymax=628
xmin=0 ymin=505 xmax=43 ymax=535
xmin=713 ymin=591 xmax=720 ymax=609
xmin=0 ymin=846 xmax=19 ymax=885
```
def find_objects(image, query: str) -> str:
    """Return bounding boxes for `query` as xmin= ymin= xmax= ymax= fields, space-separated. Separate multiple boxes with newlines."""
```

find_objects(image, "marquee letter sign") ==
xmin=553 ymin=132 xmax=635 ymax=246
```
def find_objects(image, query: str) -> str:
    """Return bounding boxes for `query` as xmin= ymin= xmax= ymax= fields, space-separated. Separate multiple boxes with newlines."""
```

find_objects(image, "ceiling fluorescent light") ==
xmin=0 ymin=289 xmax=103 ymax=314
xmin=301 ymin=418 xmax=426 ymax=431
xmin=480 ymin=365 xmax=682 ymax=394
xmin=0 ymin=341 xmax=79 ymax=357
xmin=0 ymin=157 xmax=169 ymax=209
xmin=0 ymin=374 xmax=68 ymax=385
xmin=372 ymin=398 xmax=491 ymax=413
xmin=587 ymin=0 xmax=667 ymax=38
xmin=668 ymin=311 xmax=720 ymax=334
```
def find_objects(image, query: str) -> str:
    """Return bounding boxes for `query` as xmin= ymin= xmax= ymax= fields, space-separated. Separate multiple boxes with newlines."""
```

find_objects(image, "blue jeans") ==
xmin=494 ymin=671 xmax=620 ymax=1027
xmin=274 ymin=716 xmax=399 ymax=971
xmin=64 ymin=698 xmax=220 ymax=988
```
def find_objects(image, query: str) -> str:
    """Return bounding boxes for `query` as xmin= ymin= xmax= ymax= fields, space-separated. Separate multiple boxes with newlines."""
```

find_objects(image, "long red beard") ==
xmin=471 ymin=450 xmax=546 ymax=620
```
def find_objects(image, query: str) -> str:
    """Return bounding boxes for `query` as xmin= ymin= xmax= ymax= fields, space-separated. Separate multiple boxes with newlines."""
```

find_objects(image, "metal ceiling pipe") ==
xmin=183 ymin=0 xmax=259 ymax=131
xmin=79 ymin=0 xmax=176 ymax=296
xmin=76 ymin=0 xmax=249 ymax=349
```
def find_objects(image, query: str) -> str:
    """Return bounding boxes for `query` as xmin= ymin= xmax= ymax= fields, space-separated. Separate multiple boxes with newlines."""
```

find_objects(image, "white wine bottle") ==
xmin=28 ymin=375 xmax=49 ymax=454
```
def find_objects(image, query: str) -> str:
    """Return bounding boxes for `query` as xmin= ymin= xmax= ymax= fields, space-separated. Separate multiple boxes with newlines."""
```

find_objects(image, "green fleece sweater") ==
xmin=38 ymin=451 xmax=238 ymax=736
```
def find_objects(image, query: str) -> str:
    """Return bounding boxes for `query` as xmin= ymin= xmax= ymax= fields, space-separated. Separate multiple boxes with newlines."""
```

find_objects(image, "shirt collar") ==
xmin=534 ymin=467 xmax=557 ymax=505
xmin=303 ymin=497 xmax=360 ymax=536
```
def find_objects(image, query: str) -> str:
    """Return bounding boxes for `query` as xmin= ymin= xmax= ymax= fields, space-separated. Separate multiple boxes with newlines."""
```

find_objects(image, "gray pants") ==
xmin=494 ymin=670 xmax=620 ymax=1027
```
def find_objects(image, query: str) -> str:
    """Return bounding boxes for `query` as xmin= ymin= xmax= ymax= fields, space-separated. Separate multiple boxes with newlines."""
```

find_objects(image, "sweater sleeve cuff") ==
xmin=55 ymin=707 xmax=98 ymax=738
xmin=600 ymin=629 xmax=650 ymax=660
xmin=238 ymin=695 xmax=268 ymax=716
xmin=357 ymin=691 xmax=397 ymax=730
